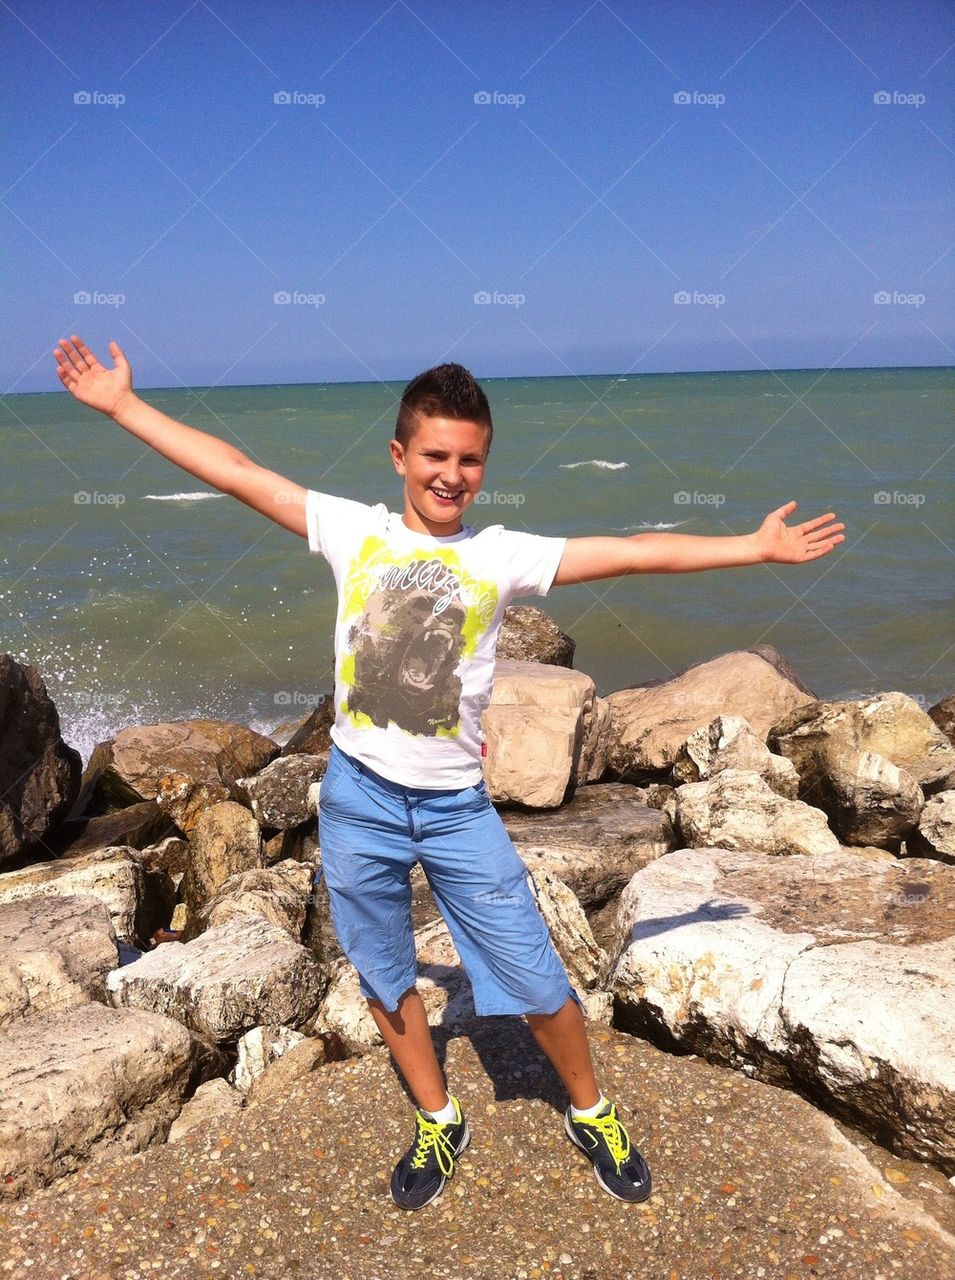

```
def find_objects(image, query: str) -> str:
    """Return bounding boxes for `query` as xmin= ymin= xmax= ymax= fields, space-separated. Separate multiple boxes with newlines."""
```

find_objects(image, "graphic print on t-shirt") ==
xmin=338 ymin=534 xmax=499 ymax=739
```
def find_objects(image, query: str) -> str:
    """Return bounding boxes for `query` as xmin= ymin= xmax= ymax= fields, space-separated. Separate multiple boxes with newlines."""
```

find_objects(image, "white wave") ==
xmin=559 ymin=459 xmax=629 ymax=471
xmin=615 ymin=520 xmax=690 ymax=531
xmin=142 ymin=492 xmax=225 ymax=501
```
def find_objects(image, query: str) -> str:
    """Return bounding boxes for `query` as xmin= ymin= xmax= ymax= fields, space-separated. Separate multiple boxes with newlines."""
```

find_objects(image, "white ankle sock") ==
xmin=571 ymin=1093 xmax=608 ymax=1120
xmin=423 ymin=1093 xmax=456 ymax=1124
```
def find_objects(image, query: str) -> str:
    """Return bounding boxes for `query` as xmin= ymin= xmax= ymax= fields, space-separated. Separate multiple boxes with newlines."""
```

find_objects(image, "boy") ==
xmin=53 ymin=335 xmax=845 ymax=1210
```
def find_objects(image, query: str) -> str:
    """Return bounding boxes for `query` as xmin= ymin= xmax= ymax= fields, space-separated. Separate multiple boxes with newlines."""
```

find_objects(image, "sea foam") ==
xmin=559 ymin=460 xmax=629 ymax=470
xmin=142 ymin=492 xmax=225 ymax=501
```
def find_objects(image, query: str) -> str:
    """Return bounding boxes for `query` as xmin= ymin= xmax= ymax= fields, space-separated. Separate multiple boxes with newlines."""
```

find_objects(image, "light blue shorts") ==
xmin=315 ymin=742 xmax=581 ymax=1017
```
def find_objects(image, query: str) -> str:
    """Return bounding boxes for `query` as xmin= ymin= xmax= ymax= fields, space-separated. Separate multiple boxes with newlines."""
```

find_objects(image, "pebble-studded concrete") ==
xmin=3 ymin=1020 xmax=954 ymax=1280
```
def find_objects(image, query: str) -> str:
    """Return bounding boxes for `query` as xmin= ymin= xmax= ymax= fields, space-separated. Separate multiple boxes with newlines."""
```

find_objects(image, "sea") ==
xmin=2 ymin=368 xmax=952 ymax=766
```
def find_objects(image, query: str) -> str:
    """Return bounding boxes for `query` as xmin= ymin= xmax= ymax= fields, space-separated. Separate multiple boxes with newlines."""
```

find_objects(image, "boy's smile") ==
xmin=390 ymin=415 xmax=489 ymax=537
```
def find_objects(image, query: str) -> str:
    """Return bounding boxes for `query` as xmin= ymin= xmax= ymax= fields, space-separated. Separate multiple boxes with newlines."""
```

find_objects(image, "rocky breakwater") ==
xmin=1 ymin=618 xmax=953 ymax=1212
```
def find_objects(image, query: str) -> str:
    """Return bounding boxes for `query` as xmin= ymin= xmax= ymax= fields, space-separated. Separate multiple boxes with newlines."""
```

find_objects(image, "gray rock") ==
xmin=199 ymin=859 xmax=314 ymax=940
xmin=610 ymin=847 xmax=955 ymax=1171
xmin=106 ymin=916 xmax=326 ymax=1045
xmin=675 ymin=768 xmax=840 ymax=856
xmin=236 ymin=754 xmax=326 ymax=830
xmin=819 ymin=747 xmax=924 ymax=850
xmin=0 ymin=1003 xmax=222 ymax=1199
xmin=672 ymin=714 xmax=799 ymax=798
xmin=907 ymin=790 xmax=955 ymax=863
xmin=495 ymin=604 xmax=575 ymax=666
xmin=0 ymin=894 xmax=118 ymax=1025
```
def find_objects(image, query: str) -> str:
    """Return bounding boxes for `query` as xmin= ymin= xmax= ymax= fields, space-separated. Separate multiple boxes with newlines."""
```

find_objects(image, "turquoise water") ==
xmin=2 ymin=368 xmax=952 ymax=765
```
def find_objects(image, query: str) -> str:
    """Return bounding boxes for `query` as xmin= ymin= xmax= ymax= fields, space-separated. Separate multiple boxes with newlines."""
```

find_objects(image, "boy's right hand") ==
xmin=53 ymin=335 xmax=134 ymax=418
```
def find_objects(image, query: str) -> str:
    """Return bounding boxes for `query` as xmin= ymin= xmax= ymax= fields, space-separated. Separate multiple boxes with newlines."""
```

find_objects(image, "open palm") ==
xmin=53 ymin=335 xmax=132 ymax=417
xmin=756 ymin=500 xmax=846 ymax=564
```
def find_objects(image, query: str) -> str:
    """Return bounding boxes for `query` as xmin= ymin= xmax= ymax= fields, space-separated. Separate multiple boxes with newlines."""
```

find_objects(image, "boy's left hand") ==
xmin=754 ymin=500 xmax=845 ymax=564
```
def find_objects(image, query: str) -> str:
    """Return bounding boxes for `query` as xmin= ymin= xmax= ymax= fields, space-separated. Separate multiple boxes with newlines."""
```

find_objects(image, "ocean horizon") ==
xmin=2 ymin=365 xmax=952 ymax=766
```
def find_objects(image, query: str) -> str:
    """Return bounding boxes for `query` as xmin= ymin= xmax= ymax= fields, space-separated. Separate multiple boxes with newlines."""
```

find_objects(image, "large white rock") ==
xmin=820 ymin=747 xmax=924 ymax=849
xmin=610 ymin=847 xmax=955 ymax=1170
xmin=0 ymin=846 xmax=145 ymax=944
xmin=106 ymin=916 xmax=326 ymax=1044
xmin=0 ymin=894 xmax=118 ymax=1026
xmin=907 ymin=790 xmax=955 ymax=863
xmin=0 ymin=1003 xmax=221 ymax=1199
xmin=675 ymin=768 xmax=840 ymax=856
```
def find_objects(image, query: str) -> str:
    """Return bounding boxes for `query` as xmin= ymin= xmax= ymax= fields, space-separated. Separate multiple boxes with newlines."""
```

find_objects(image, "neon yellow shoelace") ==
xmin=410 ymin=1113 xmax=458 ymax=1175
xmin=581 ymin=1108 xmax=631 ymax=1171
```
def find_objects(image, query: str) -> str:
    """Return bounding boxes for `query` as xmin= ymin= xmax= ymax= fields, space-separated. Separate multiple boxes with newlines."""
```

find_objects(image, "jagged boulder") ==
xmin=605 ymin=646 xmax=815 ymax=781
xmin=0 ymin=654 xmax=82 ymax=866
xmin=610 ymin=847 xmax=955 ymax=1171
xmin=672 ymin=714 xmax=799 ymax=798
xmin=818 ymin=748 xmax=924 ymax=850
xmin=106 ymin=916 xmax=326 ymax=1045
xmin=179 ymin=801 xmax=263 ymax=942
xmin=196 ymin=859 xmax=314 ymax=940
xmin=155 ymin=772 xmax=231 ymax=836
xmin=928 ymin=693 xmax=955 ymax=747
xmin=495 ymin=604 xmax=575 ymax=666
xmin=235 ymin=754 xmax=326 ymax=829
xmin=675 ymin=769 xmax=840 ymax=856
xmin=72 ymin=719 xmax=279 ymax=817
xmin=0 ymin=846 xmax=146 ymax=944
xmin=279 ymin=695 xmax=334 ymax=758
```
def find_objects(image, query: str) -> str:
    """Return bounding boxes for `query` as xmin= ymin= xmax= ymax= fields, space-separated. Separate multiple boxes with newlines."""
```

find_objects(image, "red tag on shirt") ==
xmin=481 ymin=742 xmax=487 ymax=758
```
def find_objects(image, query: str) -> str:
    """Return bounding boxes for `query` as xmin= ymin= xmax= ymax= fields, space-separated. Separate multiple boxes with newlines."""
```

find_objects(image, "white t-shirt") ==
xmin=305 ymin=490 xmax=567 ymax=789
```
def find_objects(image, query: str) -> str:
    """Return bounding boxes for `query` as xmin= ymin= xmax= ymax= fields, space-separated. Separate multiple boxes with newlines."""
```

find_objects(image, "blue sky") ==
xmin=2 ymin=0 xmax=953 ymax=391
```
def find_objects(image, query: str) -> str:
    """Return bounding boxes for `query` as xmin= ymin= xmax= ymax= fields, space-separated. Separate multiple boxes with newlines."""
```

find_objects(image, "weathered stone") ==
xmin=578 ymin=695 xmax=613 ymax=783
xmin=199 ymin=859 xmax=313 ymax=940
xmin=502 ymin=782 xmax=674 ymax=909
xmin=106 ymin=916 xmax=326 ymax=1045
xmin=155 ymin=772 xmax=231 ymax=836
xmin=236 ymin=754 xmax=326 ymax=830
xmin=606 ymin=647 xmax=815 ymax=781
xmin=770 ymin=691 xmax=955 ymax=804
xmin=180 ymin=801 xmax=263 ymax=942
xmin=0 ymin=654 xmax=81 ymax=866
xmin=244 ymin=1034 xmax=341 ymax=1104
xmin=230 ymin=1023 xmax=306 ymax=1093
xmin=166 ymin=1077 xmax=244 ymax=1142
xmin=524 ymin=864 xmax=607 ymax=990
xmin=675 ymin=768 xmax=840 ymax=856
xmin=611 ymin=847 xmax=955 ymax=1171
xmin=72 ymin=719 xmax=279 ymax=817
xmin=672 ymin=714 xmax=799 ymax=798
xmin=0 ymin=846 xmax=146 ymax=944
xmin=482 ymin=705 xmax=579 ymax=807
xmin=0 ymin=1003 xmax=222 ymax=1199
xmin=0 ymin=894 xmax=118 ymax=1025
xmin=819 ymin=747 xmax=924 ymax=849
xmin=495 ymin=604 xmax=575 ymax=667
xmin=907 ymin=791 xmax=955 ymax=864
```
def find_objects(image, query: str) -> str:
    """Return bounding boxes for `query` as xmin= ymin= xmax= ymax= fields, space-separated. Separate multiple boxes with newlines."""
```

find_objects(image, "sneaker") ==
xmin=564 ymin=1100 xmax=652 ymax=1203
xmin=390 ymin=1095 xmax=471 ymax=1210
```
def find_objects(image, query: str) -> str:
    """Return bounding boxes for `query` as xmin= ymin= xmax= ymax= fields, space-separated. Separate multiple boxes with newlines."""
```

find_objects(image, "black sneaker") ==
xmin=564 ymin=1100 xmax=652 ymax=1203
xmin=390 ymin=1095 xmax=471 ymax=1210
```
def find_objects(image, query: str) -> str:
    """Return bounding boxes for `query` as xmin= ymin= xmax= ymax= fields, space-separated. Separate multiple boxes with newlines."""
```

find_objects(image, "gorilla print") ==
xmin=343 ymin=553 xmax=477 ymax=736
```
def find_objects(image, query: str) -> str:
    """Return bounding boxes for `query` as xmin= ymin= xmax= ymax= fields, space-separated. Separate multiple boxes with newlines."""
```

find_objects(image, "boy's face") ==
xmin=390 ymin=415 xmax=490 ymax=537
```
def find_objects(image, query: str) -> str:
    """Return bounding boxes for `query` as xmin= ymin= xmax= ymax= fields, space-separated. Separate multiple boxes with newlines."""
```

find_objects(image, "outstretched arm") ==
xmin=551 ymin=501 xmax=845 ymax=586
xmin=53 ymin=335 xmax=308 ymax=538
